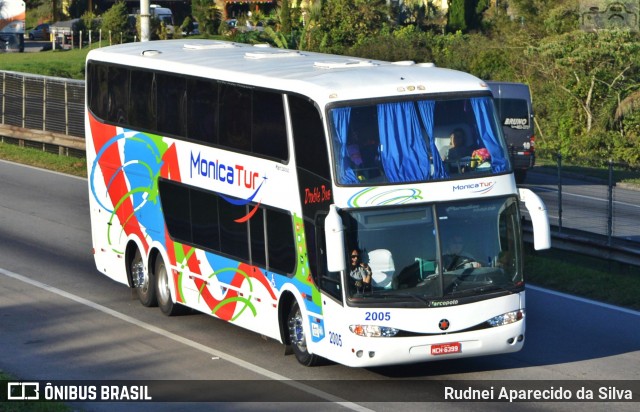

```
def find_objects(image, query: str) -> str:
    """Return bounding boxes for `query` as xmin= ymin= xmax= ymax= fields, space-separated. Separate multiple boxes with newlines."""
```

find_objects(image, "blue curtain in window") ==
xmin=331 ymin=107 xmax=358 ymax=184
xmin=377 ymin=102 xmax=429 ymax=183
xmin=471 ymin=97 xmax=507 ymax=172
xmin=416 ymin=100 xmax=449 ymax=179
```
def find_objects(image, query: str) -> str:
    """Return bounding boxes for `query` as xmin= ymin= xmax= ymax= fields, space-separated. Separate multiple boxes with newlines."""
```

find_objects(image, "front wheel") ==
xmin=287 ymin=301 xmax=322 ymax=366
xmin=155 ymin=256 xmax=187 ymax=316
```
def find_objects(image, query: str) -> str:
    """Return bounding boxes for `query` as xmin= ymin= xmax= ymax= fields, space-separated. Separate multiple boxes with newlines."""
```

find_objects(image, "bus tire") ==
xmin=287 ymin=301 xmax=321 ymax=366
xmin=132 ymin=248 xmax=157 ymax=307
xmin=155 ymin=256 xmax=186 ymax=316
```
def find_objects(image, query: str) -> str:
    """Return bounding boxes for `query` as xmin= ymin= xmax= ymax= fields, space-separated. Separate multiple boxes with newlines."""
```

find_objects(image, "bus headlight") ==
xmin=350 ymin=325 xmax=399 ymax=337
xmin=486 ymin=310 xmax=524 ymax=327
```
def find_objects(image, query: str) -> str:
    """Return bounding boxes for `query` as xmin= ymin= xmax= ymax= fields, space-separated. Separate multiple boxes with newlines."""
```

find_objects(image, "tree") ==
xmin=305 ymin=0 xmax=389 ymax=54
xmin=447 ymin=0 xmax=467 ymax=32
xmin=100 ymin=1 xmax=128 ymax=41
xmin=192 ymin=0 xmax=222 ymax=35
xmin=528 ymin=29 xmax=640 ymax=160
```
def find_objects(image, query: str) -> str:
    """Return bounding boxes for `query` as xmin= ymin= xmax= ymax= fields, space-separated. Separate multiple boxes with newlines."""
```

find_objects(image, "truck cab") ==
xmin=150 ymin=4 xmax=174 ymax=37
xmin=486 ymin=81 xmax=535 ymax=184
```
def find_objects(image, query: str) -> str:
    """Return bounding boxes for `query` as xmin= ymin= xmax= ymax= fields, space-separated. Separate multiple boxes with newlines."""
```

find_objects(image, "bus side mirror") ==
xmin=324 ymin=204 xmax=346 ymax=272
xmin=519 ymin=188 xmax=551 ymax=250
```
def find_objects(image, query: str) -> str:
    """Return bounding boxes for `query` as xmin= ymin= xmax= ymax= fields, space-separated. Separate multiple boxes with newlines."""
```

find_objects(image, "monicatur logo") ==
xmin=580 ymin=1 xmax=639 ymax=31
xmin=452 ymin=181 xmax=495 ymax=195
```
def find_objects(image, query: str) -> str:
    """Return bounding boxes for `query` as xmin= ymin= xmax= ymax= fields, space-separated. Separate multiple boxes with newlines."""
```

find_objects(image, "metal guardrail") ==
xmin=0 ymin=70 xmax=84 ymax=137
xmin=1 ymin=70 xmax=639 ymax=266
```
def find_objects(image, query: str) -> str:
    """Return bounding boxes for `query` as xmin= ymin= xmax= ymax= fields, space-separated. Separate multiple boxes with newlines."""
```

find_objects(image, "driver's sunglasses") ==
xmin=351 ymin=255 xmax=359 ymax=259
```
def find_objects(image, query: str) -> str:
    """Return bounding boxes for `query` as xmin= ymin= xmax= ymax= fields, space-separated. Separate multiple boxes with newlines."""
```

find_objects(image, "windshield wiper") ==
xmin=374 ymin=291 xmax=429 ymax=305
xmin=448 ymin=283 xmax=515 ymax=296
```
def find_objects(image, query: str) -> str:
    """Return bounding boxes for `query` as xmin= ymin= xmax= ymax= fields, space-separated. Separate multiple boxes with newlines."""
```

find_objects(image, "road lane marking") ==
xmin=0 ymin=266 xmax=373 ymax=411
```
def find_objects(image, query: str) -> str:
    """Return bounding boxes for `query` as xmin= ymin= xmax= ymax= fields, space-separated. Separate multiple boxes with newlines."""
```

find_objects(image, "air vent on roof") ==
xmin=417 ymin=62 xmax=436 ymax=68
xmin=183 ymin=42 xmax=236 ymax=50
xmin=392 ymin=61 xmax=416 ymax=66
xmin=314 ymin=60 xmax=377 ymax=69
xmin=141 ymin=50 xmax=162 ymax=57
xmin=244 ymin=50 xmax=303 ymax=59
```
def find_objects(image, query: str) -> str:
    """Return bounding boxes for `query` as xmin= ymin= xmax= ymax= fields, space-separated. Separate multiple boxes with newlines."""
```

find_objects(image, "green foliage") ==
xmin=447 ymin=0 xmax=467 ymax=32
xmin=191 ymin=0 xmax=221 ymax=35
xmin=181 ymin=15 xmax=195 ymax=36
xmin=100 ymin=1 xmax=129 ymax=40
xmin=306 ymin=0 xmax=390 ymax=54
xmin=528 ymin=29 xmax=640 ymax=164
xmin=26 ymin=3 xmax=52 ymax=29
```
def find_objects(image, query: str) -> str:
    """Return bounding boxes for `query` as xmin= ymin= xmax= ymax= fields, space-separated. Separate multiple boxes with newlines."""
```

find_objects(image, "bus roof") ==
xmin=86 ymin=40 xmax=490 ymax=105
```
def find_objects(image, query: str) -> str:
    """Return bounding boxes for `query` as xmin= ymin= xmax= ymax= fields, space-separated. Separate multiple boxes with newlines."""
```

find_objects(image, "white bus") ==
xmin=85 ymin=40 xmax=550 ymax=367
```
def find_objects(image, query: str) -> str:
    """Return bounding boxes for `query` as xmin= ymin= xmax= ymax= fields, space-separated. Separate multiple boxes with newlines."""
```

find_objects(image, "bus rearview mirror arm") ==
xmin=324 ymin=204 xmax=347 ymax=272
xmin=519 ymin=188 xmax=551 ymax=250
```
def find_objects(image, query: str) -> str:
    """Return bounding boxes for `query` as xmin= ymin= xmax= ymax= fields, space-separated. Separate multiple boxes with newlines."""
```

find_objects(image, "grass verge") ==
xmin=0 ymin=141 xmax=86 ymax=177
xmin=1 ymin=141 xmax=638 ymax=312
xmin=0 ymin=47 xmax=92 ymax=80
xmin=524 ymin=245 xmax=640 ymax=310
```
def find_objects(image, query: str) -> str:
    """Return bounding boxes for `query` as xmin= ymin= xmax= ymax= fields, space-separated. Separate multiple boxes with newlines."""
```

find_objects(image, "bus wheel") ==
xmin=155 ymin=256 xmax=185 ymax=316
xmin=287 ymin=301 xmax=321 ymax=366
xmin=132 ymin=248 xmax=157 ymax=307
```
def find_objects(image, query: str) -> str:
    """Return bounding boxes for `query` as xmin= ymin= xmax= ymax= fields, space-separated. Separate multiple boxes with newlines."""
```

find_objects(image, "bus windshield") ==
xmin=329 ymin=96 xmax=508 ymax=185
xmin=342 ymin=196 xmax=522 ymax=304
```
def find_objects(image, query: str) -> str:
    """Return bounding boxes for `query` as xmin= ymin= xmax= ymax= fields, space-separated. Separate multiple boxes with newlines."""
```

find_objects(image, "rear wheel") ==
xmin=131 ymin=248 xmax=157 ymax=307
xmin=287 ymin=301 xmax=321 ymax=366
xmin=155 ymin=256 xmax=186 ymax=316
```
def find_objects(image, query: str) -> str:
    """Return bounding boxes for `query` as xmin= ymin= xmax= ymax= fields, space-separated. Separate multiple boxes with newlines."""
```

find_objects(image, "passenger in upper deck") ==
xmin=445 ymin=128 xmax=473 ymax=161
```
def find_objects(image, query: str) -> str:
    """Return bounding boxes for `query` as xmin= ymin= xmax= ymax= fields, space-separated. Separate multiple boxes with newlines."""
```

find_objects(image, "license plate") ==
xmin=431 ymin=342 xmax=461 ymax=355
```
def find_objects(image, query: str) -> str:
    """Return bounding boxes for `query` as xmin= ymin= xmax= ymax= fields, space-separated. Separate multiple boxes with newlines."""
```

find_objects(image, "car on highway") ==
xmin=28 ymin=23 xmax=50 ymax=40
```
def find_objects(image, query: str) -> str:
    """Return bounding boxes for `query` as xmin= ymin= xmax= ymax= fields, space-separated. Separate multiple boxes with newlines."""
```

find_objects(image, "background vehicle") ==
xmin=486 ymin=81 xmax=535 ymax=183
xmin=28 ymin=23 xmax=49 ymax=40
xmin=0 ymin=0 xmax=25 ymax=51
xmin=85 ymin=40 xmax=550 ymax=368
xmin=150 ymin=4 xmax=174 ymax=37
xmin=182 ymin=21 xmax=199 ymax=36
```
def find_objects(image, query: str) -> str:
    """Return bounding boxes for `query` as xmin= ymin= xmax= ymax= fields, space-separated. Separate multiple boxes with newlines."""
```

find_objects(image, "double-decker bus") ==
xmin=85 ymin=40 xmax=550 ymax=367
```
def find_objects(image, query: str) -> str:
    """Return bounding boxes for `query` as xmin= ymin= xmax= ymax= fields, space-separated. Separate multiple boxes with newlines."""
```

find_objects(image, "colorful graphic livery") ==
xmin=86 ymin=40 xmax=550 ymax=367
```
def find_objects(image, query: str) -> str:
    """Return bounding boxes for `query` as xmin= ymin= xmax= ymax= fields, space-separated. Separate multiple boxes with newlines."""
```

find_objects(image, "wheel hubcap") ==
xmin=132 ymin=260 xmax=147 ymax=290
xmin=288 ymin=309 xmax=306 ymax=351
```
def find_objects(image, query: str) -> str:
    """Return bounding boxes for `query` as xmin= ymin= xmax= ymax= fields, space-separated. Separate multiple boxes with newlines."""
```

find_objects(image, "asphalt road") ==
xmin=0 ymin=160 xmax=638 ymax=411
xmin=522 ymin=170 xmax=640 ymax=242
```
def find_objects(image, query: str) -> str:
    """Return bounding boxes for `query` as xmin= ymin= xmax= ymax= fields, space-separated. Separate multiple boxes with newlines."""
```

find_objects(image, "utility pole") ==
xmin=140 ymin=0 xmax=150 ymax=41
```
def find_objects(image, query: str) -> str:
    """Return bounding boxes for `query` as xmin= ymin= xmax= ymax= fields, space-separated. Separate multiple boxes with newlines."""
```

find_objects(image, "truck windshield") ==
xmin=329 ymin=96 xmax=509 ymax=185
xmin=342 ymin=196 xmax=522 ymax=304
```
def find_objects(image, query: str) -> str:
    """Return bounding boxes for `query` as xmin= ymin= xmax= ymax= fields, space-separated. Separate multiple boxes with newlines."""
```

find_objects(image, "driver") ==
xmin=442 ymin=235 xmax=481 ymax=271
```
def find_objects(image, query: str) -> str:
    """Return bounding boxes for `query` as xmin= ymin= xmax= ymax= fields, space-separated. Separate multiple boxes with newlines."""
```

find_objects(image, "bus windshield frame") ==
xmin=341 ymin=196 xmax=523 ymax=306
